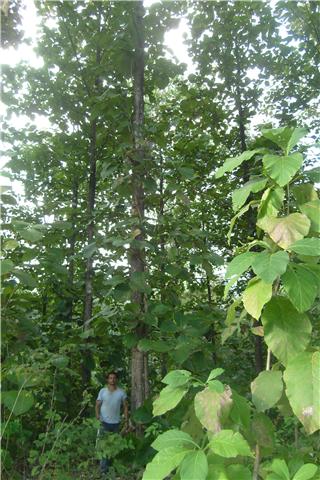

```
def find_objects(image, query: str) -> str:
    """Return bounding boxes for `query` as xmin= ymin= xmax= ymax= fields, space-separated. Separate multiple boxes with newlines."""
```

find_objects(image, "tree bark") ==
xmin=129 ymin=0 xmax=149 ymax=413
xmin=66 ymin=177 xmax=78 ymax=322
xmin=82 ymin=119 xmax=97 ymax=386
xmin=82 ymin=15 xmax=102 ymax=384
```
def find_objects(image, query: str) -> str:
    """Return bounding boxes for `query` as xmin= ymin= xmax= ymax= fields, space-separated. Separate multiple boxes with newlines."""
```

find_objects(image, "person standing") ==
xmin=95 ymin=371 xmax=129 ymax=476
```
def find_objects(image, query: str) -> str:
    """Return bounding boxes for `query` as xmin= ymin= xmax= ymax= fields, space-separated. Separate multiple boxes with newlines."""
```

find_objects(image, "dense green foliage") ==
xmin=1 ymin=1 xmax=319 ymax=479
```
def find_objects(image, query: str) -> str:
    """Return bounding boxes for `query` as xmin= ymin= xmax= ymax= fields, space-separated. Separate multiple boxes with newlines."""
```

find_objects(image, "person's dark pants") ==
xmin=99 ymin=422 xmax=120 ymax=474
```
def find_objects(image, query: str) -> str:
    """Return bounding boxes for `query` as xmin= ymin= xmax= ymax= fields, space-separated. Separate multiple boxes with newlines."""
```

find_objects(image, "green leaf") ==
xmin=13 ymin=269 xmax=37 ymax=289
xmin=208 ymin=380 xmax=225 ymax=393
xmin=282 ymin=264 xmax=318 ymax=312
xmin=1 ymin=259 xmax=14 ymax=275
xmin=270 ymin=459 xmax=290 ymax=480
xmin=260 ymin=213 xmax=310 ymax=249
xmin=3 ymin=239 xmax=19 ymax=251
xmin=252 ymin=251 xmax=289 ymax=283
xmin=138 ymin=339 xmax=171 ymax=353
xmin=230 ymin=390 xmax=251 ymax=430
xmin=289 ymin=238 xmax=320 ymax=256
xmin=258 ymin=187 xmax=285 ymax=223
xmin=251 ymin=371 xmax=283 ymax=412
xmin=194 ymin=387 xmax=232 ymax=433
xmin=152 ymin=430 xmax=196 ymax=451
xmin=20 ymin=228 xmax=44 ymax=243
xmin=292 ymin=184 xmax=318 ymax=206
xmin=142 ymin=446 xmax=189 ymax=480
xmin=300 ymin=200 xmax=320 ymax=232
xmin=262 ymin=127 xmax=307 ymax=154
xmin=129 ymin=271 xmax=151 ymax=293
xmin=226 ymin=464 xmax=252 ymax=480
xmin=207 ymin=368 xmax=224 ymax=382
xmin=215 ymin=149 xmax=264 ymax=179
xmin=180 ymin=450 xmax=208 ymax=480
xmin=209 ymin=430 xmax=252 ymax=458
xmin=178 ymin=167 xmax=195 ymax=179
xmin=162 ymin=370 xmax=192 ymax=387
xmin=225 ymin=298 xmax=242 ymax=326
xmin=232 ymin=176 xmax=267 ymax=212
xmin=251 ymin=412 xmax=275 ymax=448
xmin=304 ymin=167 xmax=320 ymax=184
xmin=284 ymin=351 xmax=320 ymax=435
xmin=153 ymin=386 xmax=188 ymax=416
xmin=225 ymin=252 xmax=256 ymax=279
xmin=1 ymin=390 xmax=34 ymax=416
xmin=227 ymin=201 xmax=259 ymax=243
xmin=243 ymin=277 xmax=272 ymax=319
xmin=224 ymin=275 xmax=241 ymax=299
xmin=263 ymin=153 xmax=303 ymax=187
xmin=262 ymin=297 xmax=312 ymax=366
xmin=83 ymin=242 xmax=97 ymax=258
xmin=51 ymin=355 xmax=69 ymax=368
xmin=292 ymin=464 xmax=318 ymax=480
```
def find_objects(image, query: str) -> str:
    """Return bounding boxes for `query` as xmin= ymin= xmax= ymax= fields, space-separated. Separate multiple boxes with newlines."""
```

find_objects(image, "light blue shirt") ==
xmin=97 ymin=387 xmax=127 ymax=424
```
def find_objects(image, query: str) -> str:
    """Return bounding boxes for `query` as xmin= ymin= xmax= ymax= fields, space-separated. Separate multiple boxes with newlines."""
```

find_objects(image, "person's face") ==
xmin=107 ymin=374 xmax=117 ymax=386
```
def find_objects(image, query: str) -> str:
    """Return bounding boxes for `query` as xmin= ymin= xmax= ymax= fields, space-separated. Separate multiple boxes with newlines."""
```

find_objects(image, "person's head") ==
xmin=106 ymin=371 xmax=118 ymax=386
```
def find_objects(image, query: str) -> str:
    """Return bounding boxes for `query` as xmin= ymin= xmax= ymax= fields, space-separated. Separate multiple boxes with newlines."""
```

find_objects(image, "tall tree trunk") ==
xmin=67 ymin=177 xmax=78 ymax=322
xmin=234 ymin=43 xmax=263 ymax=373
xmin=129 ymin=1 xmax=149 ymax=413
xmin=159 ymin=152 xmax=167 ymax=379
xmin=82 ymin=120 xmax=97 ymax=385
xmin=82 ymin=27 xmax=102 ymax=384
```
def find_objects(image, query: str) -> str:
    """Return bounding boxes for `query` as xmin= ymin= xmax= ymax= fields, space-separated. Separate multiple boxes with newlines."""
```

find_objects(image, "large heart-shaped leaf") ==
xmin=289 ymin=238 xmax=320 ymax=256
xmin=258 ymin=187 xmax=285 ymax=218
xmin=251 ymin=412 xmax=275 ymax=448
xmin=20 ymin=228 xmax=44 ymax=243
xmin=225 ymin=252 xmax=256 ymax=279
xmin=138 ymin=339 xmax=172 ymax=353
xmin=180 ymin=450 xmax=208 ymax=480
xmin=292 ymin=464 xmax=318 ymax=480
xmin=209 ymin=430 xmax=252 ymax=458
xmin=1 ymin=390 xmax=34 ymax=416
xmin=142 ymin=446 xmax=190 ymax=480
xmin=252 ymin=250 xmax=289 ymax=283
xmin=215 ymin=149 xmax=264 ymax=178
xmin=152 ymin=430 xmax=196 ymax=451
xmin=13 ymin=269 xmax=37 ymax=289
xmin=1 ymin=259 xmax=14 ymax=275
xmin=281 ymin=264 xmax=318 ymax=312
xmin=284 ymin=351 xmax=320 ymax=434
xmin=304 ymin=167 xmax=320 ymax=184
xmin=153 ymin=385 xmax=188 ymax=416
xmin=161 ymin=370 xmax=192 ymax=387
xmin=262 ymin=297 xmax=312 ymax=366
xmin=263 ymin=153 xmax=303 ymax=187
xmin=251 ymin=371 xmax=283 ymax=412
xmin=292 ymin=183 xmax=318 ymax=206
xmin=260 ymin=213 xmax=310 ymax=249
xmin=269 ymin=459 xmax=290 ymax=480
xmin=232 ymin=176 xmax=267 ymax=212
xmin=300 ymin=200 xmax=320 ymax=233
xmin=194 ymin=386 xmax=232 ymax=433
xmin=243 ymin=277 xmax=272 ymax=319
xmin=262 ymin=127 xmax=307 ymax=154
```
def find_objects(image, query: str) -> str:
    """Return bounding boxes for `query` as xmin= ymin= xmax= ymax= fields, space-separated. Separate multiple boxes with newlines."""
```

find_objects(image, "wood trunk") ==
xmin=129 ymin=1 xmax=149 ymax=413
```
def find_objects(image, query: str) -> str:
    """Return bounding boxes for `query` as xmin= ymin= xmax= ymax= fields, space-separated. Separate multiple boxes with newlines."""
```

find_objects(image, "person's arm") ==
xmin=96 ymin=400 xmax=102 ymax=420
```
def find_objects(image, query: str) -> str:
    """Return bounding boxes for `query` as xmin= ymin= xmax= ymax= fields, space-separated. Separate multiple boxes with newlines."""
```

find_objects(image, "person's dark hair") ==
xmin=106 ymin=371 xmax=118 ymax=379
